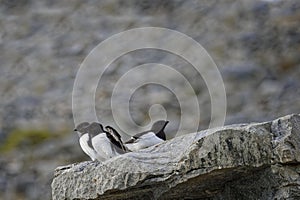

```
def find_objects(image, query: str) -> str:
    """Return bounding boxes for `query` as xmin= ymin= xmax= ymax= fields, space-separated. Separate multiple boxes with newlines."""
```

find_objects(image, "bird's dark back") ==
xmin=88 ymin=122 xmax=105 ymax=137
xmin=152 ymin=120 xmax=169 ymax=140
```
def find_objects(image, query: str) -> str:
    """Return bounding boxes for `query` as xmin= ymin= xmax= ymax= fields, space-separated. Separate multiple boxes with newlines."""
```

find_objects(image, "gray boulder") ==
xmin=52 ymin=114 xmax=300 ymax=199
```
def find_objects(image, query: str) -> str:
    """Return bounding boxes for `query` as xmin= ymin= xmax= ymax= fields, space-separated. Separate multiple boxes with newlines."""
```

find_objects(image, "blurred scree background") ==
xmin=0 ymin=0 xmax=300 ymax=199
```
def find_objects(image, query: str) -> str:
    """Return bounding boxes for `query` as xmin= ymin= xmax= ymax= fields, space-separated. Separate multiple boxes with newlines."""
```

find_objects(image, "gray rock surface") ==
xmin=52 ymin=114 xmax=300 ymax=199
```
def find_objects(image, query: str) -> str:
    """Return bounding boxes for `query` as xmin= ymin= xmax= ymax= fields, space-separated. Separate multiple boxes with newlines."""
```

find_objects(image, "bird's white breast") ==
xmin=92 ymin=133 xmax=122 ymax=159
xmin=79 ymin=134 xmax=98 ymax=161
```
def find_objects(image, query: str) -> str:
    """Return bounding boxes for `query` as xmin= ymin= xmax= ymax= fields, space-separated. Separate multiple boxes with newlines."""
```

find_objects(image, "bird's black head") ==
xmin=74 ymin=122 xmax=90 ymax=136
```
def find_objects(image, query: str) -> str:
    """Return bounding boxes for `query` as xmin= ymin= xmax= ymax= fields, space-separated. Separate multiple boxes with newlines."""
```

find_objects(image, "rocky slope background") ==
xmin=0 ymin=0 xmax=300 ymax=199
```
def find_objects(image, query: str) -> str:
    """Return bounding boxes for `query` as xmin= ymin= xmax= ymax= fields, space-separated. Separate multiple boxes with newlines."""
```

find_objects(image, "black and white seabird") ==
xmin=124 ymin=120 xmax=169 ymax=151
xmin=74 ymin=122 xmax=101 ymax=161
xmin=89 ymin=122 xmax=128 ymax=160
xmin=105 ymin=125 xmax=129 ymax=152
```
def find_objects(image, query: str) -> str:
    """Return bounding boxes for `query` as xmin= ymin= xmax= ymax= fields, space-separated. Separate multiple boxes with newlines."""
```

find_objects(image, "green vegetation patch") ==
xmin=0 ymin=129 xmax=53 ymax=153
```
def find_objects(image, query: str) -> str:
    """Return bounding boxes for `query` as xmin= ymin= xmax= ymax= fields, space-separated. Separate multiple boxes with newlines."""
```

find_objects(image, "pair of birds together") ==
xmin=74 ymin=120 xmax=169 ymax=161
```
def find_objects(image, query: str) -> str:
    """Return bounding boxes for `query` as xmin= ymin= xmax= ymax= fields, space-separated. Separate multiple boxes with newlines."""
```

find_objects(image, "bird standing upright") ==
xmin=89 ymin=122 xmax=128 ymax=160
xmin=125 ymin=120 xmax=169 ymax=151
xmin=74 ymin=122 xmax=100 ymax=161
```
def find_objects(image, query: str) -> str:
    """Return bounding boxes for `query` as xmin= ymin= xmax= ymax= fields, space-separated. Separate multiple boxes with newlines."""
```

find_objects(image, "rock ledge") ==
xmin=52 ymin=114 xmax=300 ymax=199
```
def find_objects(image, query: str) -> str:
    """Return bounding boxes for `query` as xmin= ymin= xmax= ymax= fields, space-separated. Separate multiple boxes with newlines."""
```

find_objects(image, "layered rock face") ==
xmin=52 ymin=114 xmax=300 ymax=199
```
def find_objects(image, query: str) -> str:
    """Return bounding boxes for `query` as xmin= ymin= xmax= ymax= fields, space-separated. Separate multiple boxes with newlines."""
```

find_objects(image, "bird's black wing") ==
xmin=105 ymin=126 xmax=128 ymax=152
xmin=105 ymin=126 xmax=122 ymax=140
xmin=124 ymin=138 xmax=135 ymax=144
xmin=124 ymin=130 xmax=150 ymax=144
xmin=133 ymin=130 xmax=148 ymax=138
